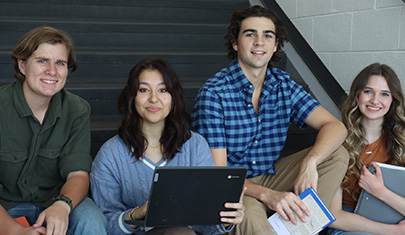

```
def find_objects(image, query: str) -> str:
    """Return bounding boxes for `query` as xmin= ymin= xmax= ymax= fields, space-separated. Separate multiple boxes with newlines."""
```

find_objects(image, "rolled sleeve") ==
xmin=192 ymin=88 xmax=227 ymax=150
xmin=59 ymin=98 xmax=92 ymax=179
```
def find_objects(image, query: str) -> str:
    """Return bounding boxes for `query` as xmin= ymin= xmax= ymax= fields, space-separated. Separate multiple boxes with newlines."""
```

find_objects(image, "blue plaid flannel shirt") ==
xmin=191 ymin=60 xmax=320 ymax=178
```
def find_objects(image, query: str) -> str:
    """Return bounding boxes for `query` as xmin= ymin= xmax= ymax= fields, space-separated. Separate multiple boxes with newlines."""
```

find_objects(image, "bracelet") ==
xmin=129 ymin=206 xmax=140 ymax=220
xmin=53 ymin=195 xmax=73 ymax=212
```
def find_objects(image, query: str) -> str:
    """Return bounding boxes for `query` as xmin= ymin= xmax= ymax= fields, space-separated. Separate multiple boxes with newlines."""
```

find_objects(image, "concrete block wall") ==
xmin=274 ymin=0 xmax=405 ymax=93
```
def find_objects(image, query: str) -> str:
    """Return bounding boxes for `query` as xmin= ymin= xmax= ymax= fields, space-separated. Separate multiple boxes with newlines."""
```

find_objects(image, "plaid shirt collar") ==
xmin=227 ymin=59 xmax=282 ymax=93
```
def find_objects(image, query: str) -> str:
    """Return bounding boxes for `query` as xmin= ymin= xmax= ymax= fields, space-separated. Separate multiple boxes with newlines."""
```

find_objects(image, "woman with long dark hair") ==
xmin=90 ymin=58 xmax=245 ymax=235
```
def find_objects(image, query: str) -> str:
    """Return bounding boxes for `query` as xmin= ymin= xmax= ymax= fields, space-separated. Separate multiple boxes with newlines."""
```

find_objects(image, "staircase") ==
xmin=0 ymin=0 xmax=319 ymax=158
xmin=0 ymin=0 xmax=250 ymax=157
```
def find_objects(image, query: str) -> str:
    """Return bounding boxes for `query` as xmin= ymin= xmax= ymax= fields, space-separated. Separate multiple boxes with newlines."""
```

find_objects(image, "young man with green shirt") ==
xmin=0 ymin=26 xmax=108 ymax=235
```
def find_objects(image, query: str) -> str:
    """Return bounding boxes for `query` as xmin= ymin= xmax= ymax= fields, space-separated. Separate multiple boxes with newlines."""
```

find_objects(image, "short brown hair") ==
xmin=11 ymin=26 xmax=78 ymax=82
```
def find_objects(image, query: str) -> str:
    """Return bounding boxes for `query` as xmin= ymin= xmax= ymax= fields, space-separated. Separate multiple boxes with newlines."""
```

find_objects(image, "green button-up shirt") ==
xmin=0 ymin=81 xmax=92 ymax=210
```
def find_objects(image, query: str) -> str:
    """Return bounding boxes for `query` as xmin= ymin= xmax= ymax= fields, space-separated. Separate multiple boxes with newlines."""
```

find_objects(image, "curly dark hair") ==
xmin=117 ymin=57 xmax=191 ymax=161
xmin=224 ymin=5 xmax=289 ymax=68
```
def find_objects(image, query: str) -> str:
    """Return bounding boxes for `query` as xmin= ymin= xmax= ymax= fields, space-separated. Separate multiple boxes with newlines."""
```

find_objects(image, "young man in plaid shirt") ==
xmin=192 ymin=6 xmax=349 ymax=235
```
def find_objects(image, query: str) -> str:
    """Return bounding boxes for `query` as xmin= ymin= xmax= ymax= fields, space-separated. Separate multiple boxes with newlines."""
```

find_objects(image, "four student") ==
xmin=0 ymin=4 xmax=403 ymax=235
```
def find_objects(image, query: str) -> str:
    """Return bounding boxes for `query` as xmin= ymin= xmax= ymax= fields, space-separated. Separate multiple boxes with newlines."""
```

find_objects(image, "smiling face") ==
xmin=358 ymin=75 xmax=393 ymax=123
xmin=135 ymin=69 xmax=173 ymax=127
xmin=18 ymin=43 xmax=68 ymax=101
xmin=232 ymin=16 xmax=278 ymax=73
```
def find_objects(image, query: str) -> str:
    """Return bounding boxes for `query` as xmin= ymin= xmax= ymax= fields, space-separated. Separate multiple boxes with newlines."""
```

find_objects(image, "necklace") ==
xmin=364 ymin=143 xmax=378 ymax=154
xmin=148 ymin=144 xmax=160 ymax=153
xmin=364 ymin=136 xmax=382 ymax=154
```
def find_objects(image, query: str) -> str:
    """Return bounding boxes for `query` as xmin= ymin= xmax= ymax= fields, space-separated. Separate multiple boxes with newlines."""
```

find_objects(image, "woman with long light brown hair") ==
xmin=328 ymin=63 xmax=405 ymax=234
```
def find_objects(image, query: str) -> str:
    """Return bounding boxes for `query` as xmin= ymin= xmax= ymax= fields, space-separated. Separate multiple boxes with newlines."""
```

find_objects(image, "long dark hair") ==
xmin=224 ymin=5 xmax=289 ymax=68
xmin=118 ymin=58 xmax=191 ymax=161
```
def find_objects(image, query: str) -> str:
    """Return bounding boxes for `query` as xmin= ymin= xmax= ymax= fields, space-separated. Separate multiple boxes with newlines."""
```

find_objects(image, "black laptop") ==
xmin=125 ymin=166 xmax=247 ymax=227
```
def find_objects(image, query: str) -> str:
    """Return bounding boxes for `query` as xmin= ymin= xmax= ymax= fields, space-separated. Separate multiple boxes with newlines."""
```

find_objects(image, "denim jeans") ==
xmin=327 ymin=207 xmax=373 ymax=235
xmin=8 ymin=196 xmax=108 ymax=235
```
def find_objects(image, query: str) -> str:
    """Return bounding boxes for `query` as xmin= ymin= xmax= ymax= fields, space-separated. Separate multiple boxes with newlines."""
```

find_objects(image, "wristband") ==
xmin=54 ymin=195 xmax=73 ymax=212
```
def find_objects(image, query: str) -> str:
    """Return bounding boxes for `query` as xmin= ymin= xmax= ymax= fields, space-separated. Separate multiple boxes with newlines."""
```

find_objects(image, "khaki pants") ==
xmin=227 ymin=146 xmax=349 ymax=235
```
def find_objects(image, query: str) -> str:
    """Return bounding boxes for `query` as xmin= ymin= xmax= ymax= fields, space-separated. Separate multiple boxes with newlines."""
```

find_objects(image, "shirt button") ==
xmin=252 ymin=161 xmax=256 ymax=164
xmin=248 ymin=104 xmax=252 ymax=108
xmin=249 ymin=85 xmax=253 ymax=89
xmin=258 ymin=118 xmax=261 ymax=122
xmin=255 ymin=140 xmax=258 ymax=144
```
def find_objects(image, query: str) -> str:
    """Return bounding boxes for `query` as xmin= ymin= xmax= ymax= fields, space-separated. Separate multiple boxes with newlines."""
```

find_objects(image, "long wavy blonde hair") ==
xmin=341 ymin=63 xmax=405 ymax=199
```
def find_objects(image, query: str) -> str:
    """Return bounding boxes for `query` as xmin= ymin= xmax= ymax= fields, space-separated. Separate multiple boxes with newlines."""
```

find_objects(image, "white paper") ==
xmin=268 ymin=190 xmax=332 ymax=235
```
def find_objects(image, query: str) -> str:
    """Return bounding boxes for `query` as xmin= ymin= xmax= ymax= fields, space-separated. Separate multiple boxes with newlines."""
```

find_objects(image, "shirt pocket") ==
xmin=0 ymin=151 xmax=28 ymax=184
xmin=36 ymin=147 xmax=62 ymax=181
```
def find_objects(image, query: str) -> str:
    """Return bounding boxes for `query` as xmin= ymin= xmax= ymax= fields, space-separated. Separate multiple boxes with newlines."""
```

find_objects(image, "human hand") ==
xmin=220 ymin=187 xmax=246 ymax=224
xmin=126 ymin=201 xmax=149 ymax=229
xmin=359 ymin=162 xmax=386 ymax=198
xmin=139 ymin=201 xmax=148 ymax=219
xmin=391 ymin=219 xmax=405 ymax=235
xmin=127 ymin=201 xmax=149 ymax=221
xmin=294 ymin=159 xmax=318 ymax=195
xmin=33 ymin=201 xmax=70 ymax=235
xmin=263 ymin=189 xmax=310 ymax=225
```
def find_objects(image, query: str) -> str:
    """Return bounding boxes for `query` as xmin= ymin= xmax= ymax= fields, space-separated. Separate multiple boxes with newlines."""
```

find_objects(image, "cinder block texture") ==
xmin=276 ymin=0 xmax=405 ymax=92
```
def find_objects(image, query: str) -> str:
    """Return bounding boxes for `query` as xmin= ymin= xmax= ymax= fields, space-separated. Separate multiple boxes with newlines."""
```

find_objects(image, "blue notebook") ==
xmin=268 ymin=187 xmax=336 ymax=235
